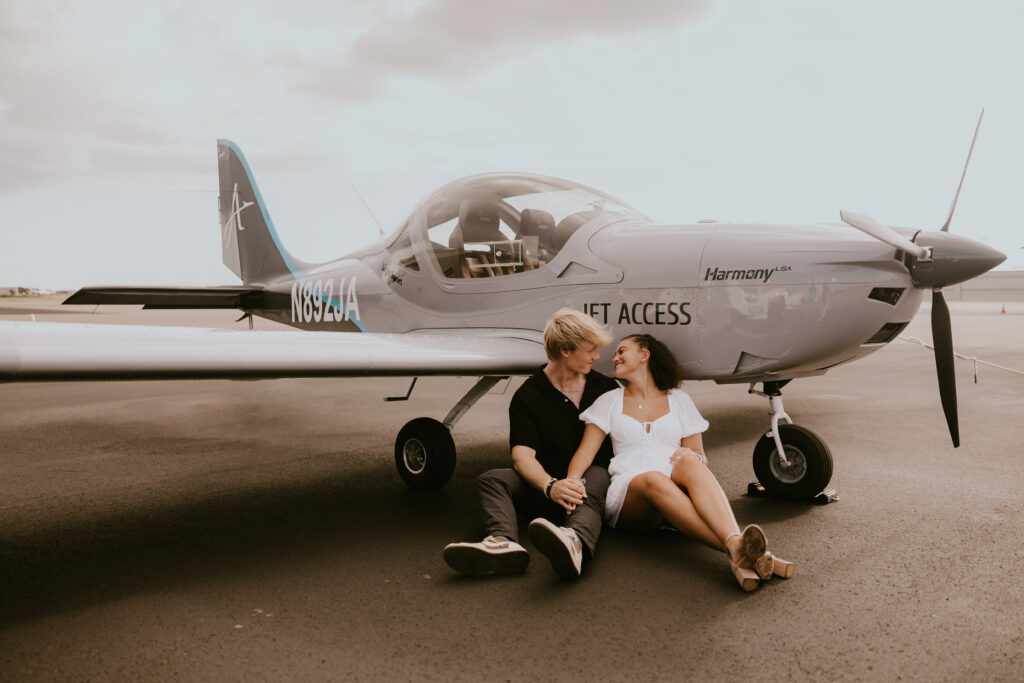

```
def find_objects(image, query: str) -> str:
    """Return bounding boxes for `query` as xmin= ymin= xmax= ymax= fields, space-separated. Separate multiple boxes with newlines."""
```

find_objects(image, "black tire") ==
xmin=752 ymin=424 xmax=833 ymax=501
xmin=394 ymin=417 xmax=456 ymax=490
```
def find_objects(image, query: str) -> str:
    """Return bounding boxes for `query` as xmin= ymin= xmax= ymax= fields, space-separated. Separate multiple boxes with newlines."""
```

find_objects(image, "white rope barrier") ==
xmin=898 ymin=336 xmax=1024 ymax=382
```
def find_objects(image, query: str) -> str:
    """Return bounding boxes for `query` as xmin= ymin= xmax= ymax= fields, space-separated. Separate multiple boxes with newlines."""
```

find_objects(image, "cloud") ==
xmin=0 ymin=2 xmax=187 ymax=192
xmin=286 ymin=0 xmax=711 ymax=99
xmin=0 ymin=1 xmax=712 ymax=193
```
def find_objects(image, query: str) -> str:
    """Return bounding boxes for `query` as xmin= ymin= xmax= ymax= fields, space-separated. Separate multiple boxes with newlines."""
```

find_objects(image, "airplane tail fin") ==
xmin=217 ymin=140 xmax=306 ymax=285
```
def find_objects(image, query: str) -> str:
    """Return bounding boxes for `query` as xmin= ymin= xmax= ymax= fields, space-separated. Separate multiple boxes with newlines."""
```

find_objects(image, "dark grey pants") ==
xmin=476 ymin=465 xmax=610 ymax=558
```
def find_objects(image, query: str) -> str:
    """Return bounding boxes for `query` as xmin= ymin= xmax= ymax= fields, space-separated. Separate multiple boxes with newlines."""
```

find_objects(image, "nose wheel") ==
xmin=752 ymin=423 xmax=833 ymax=500
xmin=749 ymin=382 xmax=834 ymax=501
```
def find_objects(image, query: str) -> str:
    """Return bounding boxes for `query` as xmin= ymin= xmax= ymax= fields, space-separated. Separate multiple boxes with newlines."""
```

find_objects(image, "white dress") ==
xmin=579 ymin=387 xmax=709 ymax=527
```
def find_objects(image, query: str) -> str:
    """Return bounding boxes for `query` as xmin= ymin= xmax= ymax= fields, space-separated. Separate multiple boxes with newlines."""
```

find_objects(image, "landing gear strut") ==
xmin=748 ymin=381 xmax=834 ymax=501
xmin=394 ymin=376 xmax=506 ymax=490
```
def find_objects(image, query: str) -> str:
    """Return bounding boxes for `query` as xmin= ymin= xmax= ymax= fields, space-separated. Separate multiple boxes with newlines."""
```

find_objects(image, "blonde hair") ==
xmin=543 ymin=308 xmax=613 ymax=361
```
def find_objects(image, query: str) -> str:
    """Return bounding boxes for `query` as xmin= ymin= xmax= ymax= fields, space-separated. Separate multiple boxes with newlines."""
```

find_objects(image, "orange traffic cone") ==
xmin=1001 ymin=304 xmax=1006 ymax=314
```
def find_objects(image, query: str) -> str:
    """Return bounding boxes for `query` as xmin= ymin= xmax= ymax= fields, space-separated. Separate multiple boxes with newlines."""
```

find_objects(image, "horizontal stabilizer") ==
xmin=63 ymin=286 xmax=262 ymax=309
xmin=0 ymin=322 xmax=545 ymax=382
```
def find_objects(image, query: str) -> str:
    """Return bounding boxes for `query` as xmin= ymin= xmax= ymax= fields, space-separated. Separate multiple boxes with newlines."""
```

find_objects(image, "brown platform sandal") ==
xmin=738 ymin=525 xmax=767 ymax=562
xmin=737 ymin=525 xmax=770 ymax=582
xmin=724 ymin=531 xmax=760 ymax=591
xmin=754 ymin=552 xmax=774 ymax=581
xmin=764 ymin=552 xmax=794 ymax=579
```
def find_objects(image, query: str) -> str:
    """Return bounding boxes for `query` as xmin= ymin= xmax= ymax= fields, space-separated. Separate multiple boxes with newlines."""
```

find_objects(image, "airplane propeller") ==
xmin=839 ymin=210 xmax=929 ymax=260
xmin=839 ymin=111 xmax=1005 ymax=447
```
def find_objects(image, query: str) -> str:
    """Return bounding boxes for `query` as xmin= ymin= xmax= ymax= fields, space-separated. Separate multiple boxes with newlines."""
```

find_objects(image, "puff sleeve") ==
xmin=670 ymin=390 xmax=710 ymax=437
xmin=579 ymin=388 xmax=619 ymax=434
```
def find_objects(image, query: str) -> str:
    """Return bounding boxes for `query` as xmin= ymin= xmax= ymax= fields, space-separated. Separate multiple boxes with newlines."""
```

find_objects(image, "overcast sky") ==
xmin=2 ymin=0 xmax=1022 ymax=290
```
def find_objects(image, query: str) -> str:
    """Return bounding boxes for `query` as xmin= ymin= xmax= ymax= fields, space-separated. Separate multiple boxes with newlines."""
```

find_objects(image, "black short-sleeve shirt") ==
xmin=509 ymin=367 xmax=618 ymax=477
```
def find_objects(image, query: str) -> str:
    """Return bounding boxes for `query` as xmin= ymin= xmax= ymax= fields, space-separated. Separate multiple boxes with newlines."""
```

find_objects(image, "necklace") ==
xmin=561 ymin=378 xmax=584 ymax=397
xmin=626 ymin=391 xmax=647 ymax=410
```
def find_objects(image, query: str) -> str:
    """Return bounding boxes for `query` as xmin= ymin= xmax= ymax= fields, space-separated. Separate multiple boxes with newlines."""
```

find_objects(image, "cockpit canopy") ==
xmin=386 ymin=173 xmax=646 ymax=279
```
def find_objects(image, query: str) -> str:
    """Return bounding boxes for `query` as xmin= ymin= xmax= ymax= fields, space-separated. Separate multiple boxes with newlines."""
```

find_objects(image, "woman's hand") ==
xmin=670 ymin=447 xmax=707 ymax=466
xmin=550 ymin=478 xmax=587 ymax=512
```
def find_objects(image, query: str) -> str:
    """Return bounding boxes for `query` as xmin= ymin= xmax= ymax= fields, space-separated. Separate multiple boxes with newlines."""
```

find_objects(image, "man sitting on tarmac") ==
xmin=443 ymin=308 xmax=617 ymax=579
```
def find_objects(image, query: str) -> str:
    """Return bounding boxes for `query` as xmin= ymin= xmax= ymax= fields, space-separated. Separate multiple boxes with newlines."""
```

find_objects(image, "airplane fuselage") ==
xmin=253 ymin=213 xmax=922 ymax=384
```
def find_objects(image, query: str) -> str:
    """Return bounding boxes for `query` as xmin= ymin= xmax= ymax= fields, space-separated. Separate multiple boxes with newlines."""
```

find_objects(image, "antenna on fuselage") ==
xmin=349 ymin=179 xmax=384 ymax=236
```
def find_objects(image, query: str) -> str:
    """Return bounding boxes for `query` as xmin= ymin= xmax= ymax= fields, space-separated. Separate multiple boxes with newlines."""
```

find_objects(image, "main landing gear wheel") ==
xmin=395 ymin=418 xmax=456 ymax=490
xmin=752 ymin=424 xmax=833 ymax=501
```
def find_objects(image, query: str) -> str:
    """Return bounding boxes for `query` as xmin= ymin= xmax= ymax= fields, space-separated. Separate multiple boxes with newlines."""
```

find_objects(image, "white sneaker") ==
xmin=528 ymin=518 xmax=583 ymax=579
xmin=443 ymin=536 xmax=529 ymax=576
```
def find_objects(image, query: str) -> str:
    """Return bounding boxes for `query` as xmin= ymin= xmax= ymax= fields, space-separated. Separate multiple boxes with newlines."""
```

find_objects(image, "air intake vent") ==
xmin=868 ymin=287 xmax=904 ymax=306
xmin=733 ymin=351 xmax=777 ymax=374
xmin=864 ymin=321 xmax=909 ymax=345
xmin=556 ymin=261 xmax=597 ymax=278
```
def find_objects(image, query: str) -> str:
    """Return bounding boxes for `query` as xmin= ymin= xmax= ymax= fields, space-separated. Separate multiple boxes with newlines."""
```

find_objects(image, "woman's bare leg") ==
xmin=617 ymin=472 xmax=723 ymax=550
xmin=670 ymin=453 xmax=746 ymax=561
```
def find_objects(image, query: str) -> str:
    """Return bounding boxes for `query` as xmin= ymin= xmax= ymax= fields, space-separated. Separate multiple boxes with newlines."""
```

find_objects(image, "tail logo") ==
xmin=223 ymin=183 xmax=255 ymax=249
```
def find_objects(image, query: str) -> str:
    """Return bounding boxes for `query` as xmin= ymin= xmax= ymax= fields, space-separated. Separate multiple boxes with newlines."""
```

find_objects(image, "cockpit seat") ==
xmin=519 ymin=209 xmax=555 ymax=268
xmin=451 ymin=199 xmax=506 ymax=278
xmin=552 ymin=210 xmax=598 ymax=251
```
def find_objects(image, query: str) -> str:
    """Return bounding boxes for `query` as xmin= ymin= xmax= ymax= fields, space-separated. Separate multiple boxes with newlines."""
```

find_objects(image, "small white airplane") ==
xmin=0 ymin=119 xmax=1005 ymax=500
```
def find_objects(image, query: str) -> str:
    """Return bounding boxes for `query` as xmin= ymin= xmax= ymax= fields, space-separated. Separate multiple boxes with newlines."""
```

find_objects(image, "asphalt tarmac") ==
xmin=1 ymin=298 xmax=1022 ymax=681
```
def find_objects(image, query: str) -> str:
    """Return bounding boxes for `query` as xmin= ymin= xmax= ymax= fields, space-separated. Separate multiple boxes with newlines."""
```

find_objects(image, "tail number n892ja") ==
xmin=290 ymin=277 xmax=360 ymax=324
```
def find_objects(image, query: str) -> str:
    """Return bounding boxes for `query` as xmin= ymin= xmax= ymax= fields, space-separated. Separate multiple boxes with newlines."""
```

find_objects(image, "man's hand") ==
xmin=549 ymin=478 xmax=586 ymax=512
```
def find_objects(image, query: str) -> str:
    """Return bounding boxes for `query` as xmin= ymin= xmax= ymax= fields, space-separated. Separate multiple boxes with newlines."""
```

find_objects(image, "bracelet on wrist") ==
xmin=544 ymin=477 xmax=558 ymax=499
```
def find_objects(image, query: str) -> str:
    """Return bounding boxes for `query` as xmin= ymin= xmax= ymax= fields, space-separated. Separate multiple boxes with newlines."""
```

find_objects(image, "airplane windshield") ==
xmin=409 ymin=173 xmax=645 ymax=279
xmin=502 ymin=188 xmax=636 ymax=226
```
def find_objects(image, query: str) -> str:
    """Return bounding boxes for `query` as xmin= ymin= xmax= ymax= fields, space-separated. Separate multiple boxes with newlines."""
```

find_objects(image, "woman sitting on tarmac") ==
xmin=565 ymin=333 xmax=793 ymax=591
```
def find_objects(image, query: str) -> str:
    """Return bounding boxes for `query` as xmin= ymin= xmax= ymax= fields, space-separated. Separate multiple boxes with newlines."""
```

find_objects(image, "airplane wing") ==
xmin=63 ymin=286 xmax=263 ymax=309
xmin=0 ymin=322 xmax=545 ymax=382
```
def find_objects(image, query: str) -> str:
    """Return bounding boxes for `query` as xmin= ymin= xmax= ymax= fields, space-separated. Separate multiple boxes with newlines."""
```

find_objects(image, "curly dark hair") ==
xmin=623 ymin=334 xmax=684 ymax=391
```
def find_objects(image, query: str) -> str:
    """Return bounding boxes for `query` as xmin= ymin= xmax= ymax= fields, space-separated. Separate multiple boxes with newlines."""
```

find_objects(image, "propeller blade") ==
xmin=840 ymin=210 xmax=929 ymax=259
xmin=931 ymin=290 xmax=960 ymax=447
xmin=941 ymin=109 xmax=984 ymax=233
